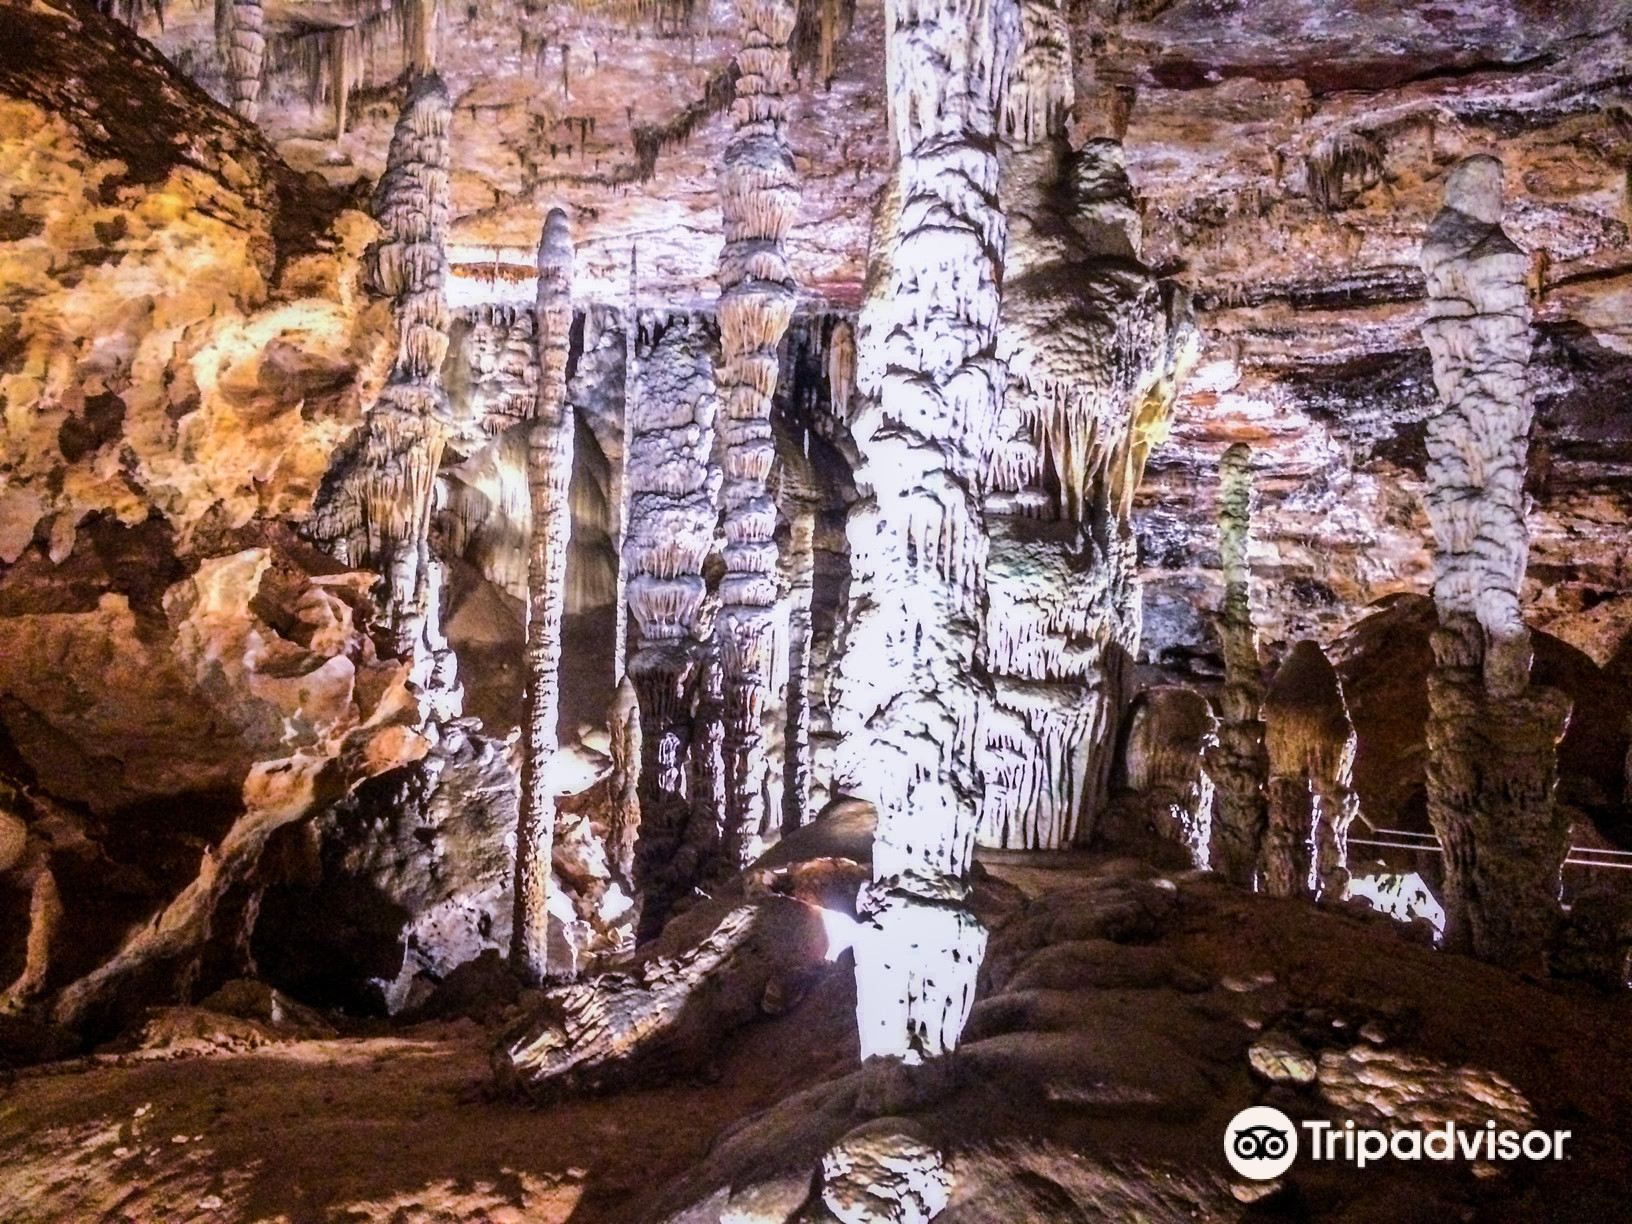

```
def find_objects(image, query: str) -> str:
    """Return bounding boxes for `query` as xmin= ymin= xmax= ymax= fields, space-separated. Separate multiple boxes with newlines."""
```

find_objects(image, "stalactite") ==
xmin=1420 ymin=156 xmax=1572 ymax=970
xmin=975 ymin=14 xmax=1197 ymax=853
xmin=407 ymin=0 xmax=438 ymax=74
xmin=226 ymin=0 xmax=265 ymax=123
xmin=715 ymin=0 xmax=800 ymax=872
xmin=331 ymin=27 xmax=353 ymax=139
xmin=511 ymin=209 xmax=577 ymax=987
xmin=1260 ymin=640 xmax=1359 ymax=901
xmin=625 ymin=313 xmax=721 ymax=941
xmin=309 ymin=75 xmax=453 ymax=670
xmin=607 ymin=676 xmax=642 ymax=889
xmin=1119 ymin=686 xmax=1216 ymax=866
xmin=828 ymin=0 xmax=1015 ymax=1067
xmin=1207 ymin=442 xmax=1269 ymax=886
xmin=612 ymin=248 xmax=639 ymax=683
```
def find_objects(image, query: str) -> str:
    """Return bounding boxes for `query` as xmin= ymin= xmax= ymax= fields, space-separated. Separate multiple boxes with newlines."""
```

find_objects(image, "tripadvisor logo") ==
xmin=1225 ymin=1106 xmax=1571 ymax=1180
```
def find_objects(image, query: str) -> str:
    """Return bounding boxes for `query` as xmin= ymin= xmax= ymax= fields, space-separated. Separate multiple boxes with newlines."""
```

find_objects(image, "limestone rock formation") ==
xmin=1207 ymin=442 xmax=1270 ymax=886
xmin=1111 ymin=685 xmax=1217 ymax=867
xmin=512 ymin=208 xmax=576 ymax=985
xmin=1261 ymin=639 xmax=1360 ymax=901
xmin=1419 ymin=157 xmax=1572 ymax=969
xmin=828 ymin=0 xmax=1013 ymax=1064
xmin=715 ymin=0 xmax=800 ymax=872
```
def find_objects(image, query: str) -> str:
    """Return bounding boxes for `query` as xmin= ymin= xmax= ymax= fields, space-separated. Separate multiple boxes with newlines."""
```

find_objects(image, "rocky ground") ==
xmin=5 ymin=822 xmax=1630 ymax=1223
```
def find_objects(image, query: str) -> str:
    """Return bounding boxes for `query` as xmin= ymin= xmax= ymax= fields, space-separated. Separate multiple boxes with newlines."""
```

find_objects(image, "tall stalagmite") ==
xmin=311 ymin=75 xmax=453 ymax=669
xmin=715 ymin=0 xmax=800 ymax=869
xmin=828 ymin=0 xmax=1013 ymax=1064
xmin=1260 ymin=640 xmax=1359 ymax=901
xmin=625 ymin=315 xmax=722 ymax=941
xmin=1420 ymin=155 xmax=1572 ymax=968
xmin=1207 ymin=442 xmax=1270 ymax=883
xmin=512 ymin=209 xmax=576 ymax=985
xmin=977 ymin=11 xmax=1197 ymax=850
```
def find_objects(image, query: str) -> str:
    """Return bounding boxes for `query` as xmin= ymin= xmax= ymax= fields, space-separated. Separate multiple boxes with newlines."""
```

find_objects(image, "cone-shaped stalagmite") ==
xmin=1420 ymin=156 xmax=1572 ymax=969
xmin=977 ymin=10 xmax=1197 ymax=851
xmin=1119 ymin=686 xmax=1216 ymax=865
xmin=828 ymin=0 xmax=1014 ymax=1064
xmin=715 ymin=0 xmax=800 ymax=870
xmin=310 ymin=75 xmax=453 ymax=670
xmin=512 ymin=209 xmax=576 ymax=986
xmin=1261 ymin=640 xmax=1359 ymax=900
xmin=1207 ymin=442 xmax=1270 ymax=884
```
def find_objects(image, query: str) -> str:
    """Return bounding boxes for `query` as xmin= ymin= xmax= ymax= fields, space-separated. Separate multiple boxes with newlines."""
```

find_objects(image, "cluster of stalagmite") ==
xmin=827 ymin=0 xmax=1015 ymax=1064
xmin=624 ymin=314 xmax=723 ymax=940
xmin=1207 ymin=442 xmax=1270 ymax=885
xmin=310 ymin=75 xmax=454 ymax=673
xmin=1419 ymin=156 xmax=1572 ymax=969
xmin=1260 ymin=640 xmax=1359 ymax=900
xmin=976 ymin=7 xmax=1197 ymax=852
xmin=512 ymin=209 xmax=577 ymax=986
xmin=715 ymin=0 xmax=800 ymax=871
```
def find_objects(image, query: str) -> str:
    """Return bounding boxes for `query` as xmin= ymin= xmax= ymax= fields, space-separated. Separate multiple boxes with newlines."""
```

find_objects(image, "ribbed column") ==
xmin=511 ymin=209 xmax=576 ymax=985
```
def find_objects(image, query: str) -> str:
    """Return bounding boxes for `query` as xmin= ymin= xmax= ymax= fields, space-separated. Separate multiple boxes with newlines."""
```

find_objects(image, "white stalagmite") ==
xmin=1420 ymin=155 xmax=1571 ymax=969
xmin=625 ymin=314 xmax=722 ymax=941
xmin=781 ymin=497 xmax=817 ymax=831
xmin=1260 ymin=639 xmax=1359 ymax=901
xmin=311 ymin=75 xmax=453 ymax=669
xmin=512 ymin=208 xmax=576 ymax=986
xmin=1207 ymin=442 xmax=1270 ymax=885
xmin=976 ymin=10 xmax=1197 ymax=851
xmin=828 ymin=0 xmax=1015 ymax=1065
xmin=716 ymin=0 xmax=800 ymax=869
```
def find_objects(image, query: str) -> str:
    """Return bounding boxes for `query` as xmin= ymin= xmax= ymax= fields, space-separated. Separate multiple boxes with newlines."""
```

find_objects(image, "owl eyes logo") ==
xmin=1225 ymin=1106 xmax=1299 ymax=1179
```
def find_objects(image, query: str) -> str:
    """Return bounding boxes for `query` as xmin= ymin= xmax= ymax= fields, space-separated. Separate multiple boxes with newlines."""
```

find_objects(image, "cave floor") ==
xmin=3 ymin=852 xmax=1632 ymax=1223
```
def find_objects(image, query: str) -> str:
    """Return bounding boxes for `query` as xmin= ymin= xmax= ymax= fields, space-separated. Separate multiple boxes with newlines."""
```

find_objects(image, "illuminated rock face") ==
xmin=1206 ymin=443 xmax=1271 ymax=887
xmin=1261 ymin=639 xmax=1359 ymax=901
xmin=716 ymin=0 xmax=799 ymax=872
xmin=829 ymin=0 xmax=1014 ymax=1065
xmin=1419 ymin=157 xmax=1571 ymax=970
xmin=512 ymin=209 xmax=575 ymax=986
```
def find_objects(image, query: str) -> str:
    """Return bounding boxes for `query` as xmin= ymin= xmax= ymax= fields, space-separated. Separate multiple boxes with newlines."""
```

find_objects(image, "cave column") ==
xmin=226 ymin=0 xmax=265 ymax=123
xmin=1207 ymin=442 xmax=1270 ymax=884
xmin=781 ymin=497 xmax=817 ymax=832
xmin=715 ymin=0 xmax=800 ymax=869
xmin=511 ymin=209 xmax=576 ymax=985
xmin=1420 ymin=156 xmax=1571 ymax=968
xmin=829 ymin=0 xmax=1014 ymax=1065
xmin=625 ymin=315 xmax=721 ymax=940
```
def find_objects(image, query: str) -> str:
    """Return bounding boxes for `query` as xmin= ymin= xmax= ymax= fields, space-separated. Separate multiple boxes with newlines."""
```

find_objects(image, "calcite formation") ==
xmin=1419 ymin=156 xmax=1572 ymax=970
xmin=1117 ymin=686 xmax=1217 ymax=867
xmin=310 ymin=74 xmax=454 ymax=667
xmin=1206 ymin=442 xmax=1270 ymax=887
xmin=715 ymin=0 xmax=800 ymax=871
xmin=978 ymin=31 xmax=1198 ymax=851
xmin=829 ymin=0 xmax=1013 ymax=1064
xmin=1260 ymin=639 xmax=1359 ymax=901
xmin=512 ymin=208 xmax=576 ymax=986
xmin=624 ymin=313 xmax=723 ymax=940
xmin=222 ymin=0 xmax=264 ymax=123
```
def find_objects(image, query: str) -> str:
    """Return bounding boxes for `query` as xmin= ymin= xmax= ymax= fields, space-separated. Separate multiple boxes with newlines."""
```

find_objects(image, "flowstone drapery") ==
xmin=828 ymin=0 xmax=1014 ymax=1064
xmin=976 ymin=12 xmax=1197 ymax=851
xmin=625 ymin=314 xmax=722 ymax=941
xmin=511 ymin=209 xmax=576 ymax=986
xmin=310 ymin=75 xmax=453 ymax=675
xmin=1420 ymin=156 xmax=1571 ymax=969
xmin=1207 ymin=442 xmax=1270 ymax=885
xmin=1261 ymin=640 xmax=1359 ymax=901
xmin=715 ymin=0 xmax=800 ymax=871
